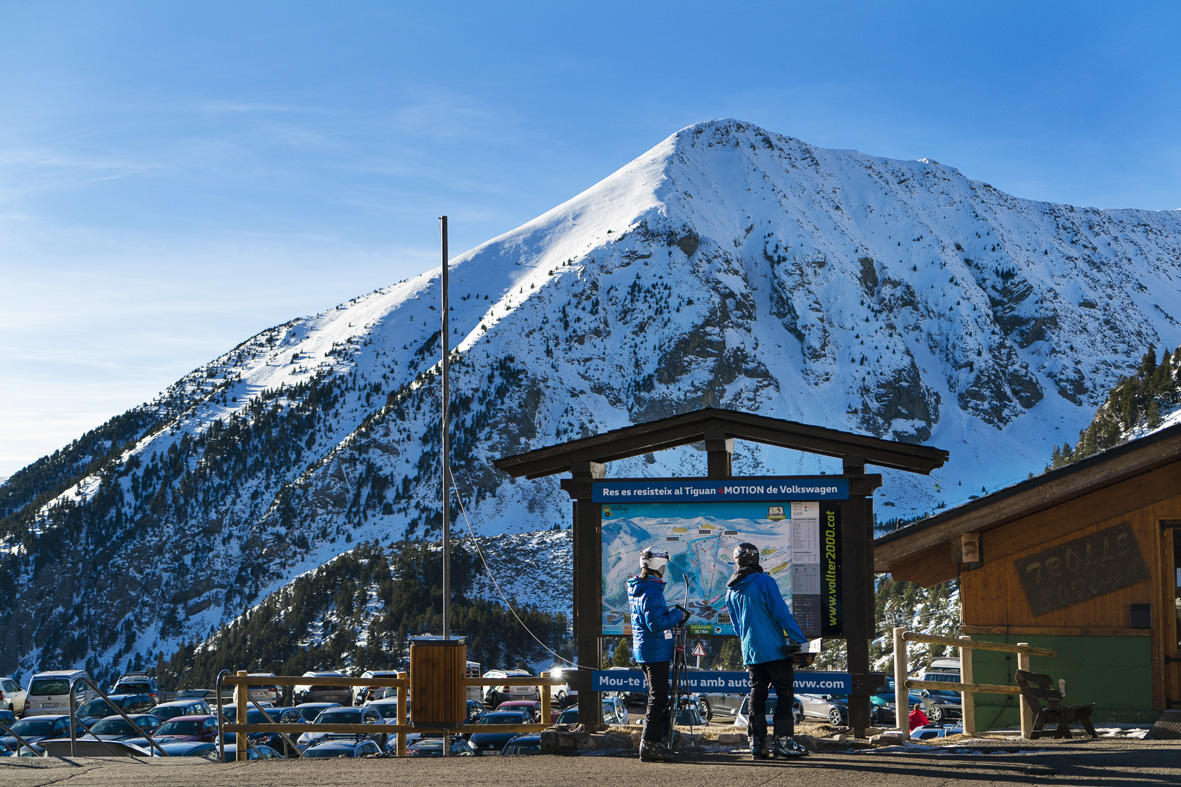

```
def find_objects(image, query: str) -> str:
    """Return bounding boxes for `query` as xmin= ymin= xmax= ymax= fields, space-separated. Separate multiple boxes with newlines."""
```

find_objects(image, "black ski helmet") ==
xmin=733 ymin=542 xmax=760 ymax=567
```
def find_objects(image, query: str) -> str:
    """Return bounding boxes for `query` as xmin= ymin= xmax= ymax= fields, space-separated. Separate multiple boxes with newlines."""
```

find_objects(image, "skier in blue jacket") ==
xmin=628 ymin=547 xmax=689 ymax=762
xmin=725 ymin=542 xmax=810 ymax=760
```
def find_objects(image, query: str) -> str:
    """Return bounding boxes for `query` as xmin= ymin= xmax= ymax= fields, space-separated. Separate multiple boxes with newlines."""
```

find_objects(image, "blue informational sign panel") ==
xmin=592 ymin=669 xmax=852 ymax=695
xmin=593 ymin=478 xmax=849 ymax=503
xmin=599 ymin=477 xmax=844 ymax=639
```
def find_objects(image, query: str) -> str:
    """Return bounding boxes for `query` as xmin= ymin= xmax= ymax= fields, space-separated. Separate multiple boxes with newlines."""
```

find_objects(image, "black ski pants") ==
xmin=747 ymin=657 xmax=795 ymax=741
xmin=640 ymin=660 xmax=671 ymax=743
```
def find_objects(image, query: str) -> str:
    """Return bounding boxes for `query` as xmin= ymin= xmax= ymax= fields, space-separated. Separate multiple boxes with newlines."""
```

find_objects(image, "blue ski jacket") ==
xmin=725 ymin=567 xmax=807 ymax=665
xmin=628 ymin=575 xmax=683 ymax=664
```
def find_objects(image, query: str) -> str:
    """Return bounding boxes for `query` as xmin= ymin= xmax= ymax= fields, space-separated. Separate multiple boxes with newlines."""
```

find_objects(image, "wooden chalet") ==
xmin=875 ymin=423 xmax=1181 ymax=725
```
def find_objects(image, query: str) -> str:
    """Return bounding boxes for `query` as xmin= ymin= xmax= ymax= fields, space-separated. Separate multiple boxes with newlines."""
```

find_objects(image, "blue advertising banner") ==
xmin=593 ymin=478 xmax=849 ymax=503
xmin=592 ymin=670 xmax=852 ymax=694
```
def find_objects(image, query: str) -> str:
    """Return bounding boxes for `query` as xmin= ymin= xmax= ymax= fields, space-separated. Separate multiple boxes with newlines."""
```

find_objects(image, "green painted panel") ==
xmin=969 ymin=634 xmax=1156 ymax=728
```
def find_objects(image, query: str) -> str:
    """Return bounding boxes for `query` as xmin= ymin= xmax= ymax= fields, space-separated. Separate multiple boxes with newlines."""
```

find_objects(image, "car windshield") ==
xmin=78 ymin=700 xmax=115 ymax=717
xmin=304 ymin=746 xmax=352 ymax=758
xmin=298 ymin=706 xmax=330 ymax=721
xmin=480 ymin=712 xmax=526 ymax=724
xmin=154 ymin=706 xmax=188 ymax=721
xmin=28 ymin=679 xmax=71 ymax=696
xmin=91 ymin=719 xmax=137 ymax=735
xmin=371 ymin=704 xmax=399 ymax=719
xmin=11 ymin=718 xmax=57 ymax=735
xmin=157 ymin=719 xmax=202 ymax=735
xmin=315 ymin=710 xmax=360 ymax=723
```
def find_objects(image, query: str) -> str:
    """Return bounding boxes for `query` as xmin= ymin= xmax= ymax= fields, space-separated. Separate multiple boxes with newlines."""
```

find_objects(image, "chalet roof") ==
xmin=873 ymin=420 xmax=1181 ymax=572
xmin=493 ymin=407 xmax=948 ymax=479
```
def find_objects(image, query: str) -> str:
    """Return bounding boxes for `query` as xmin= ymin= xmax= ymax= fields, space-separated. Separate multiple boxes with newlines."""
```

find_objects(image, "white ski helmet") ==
xmin=640 ymin=547 xmax=670 ymax=576
xmin=733 ymin=542 xmax=760 ymax=567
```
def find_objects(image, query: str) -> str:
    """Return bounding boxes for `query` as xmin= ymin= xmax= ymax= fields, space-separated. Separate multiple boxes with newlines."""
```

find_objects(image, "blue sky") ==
xmin=2 ymin=0 xmax=1179 ymax=476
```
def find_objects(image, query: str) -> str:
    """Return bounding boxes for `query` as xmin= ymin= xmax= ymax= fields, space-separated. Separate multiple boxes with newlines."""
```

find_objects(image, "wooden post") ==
xmin=540 ymin=672 xmax=551 ymax=725
xmin=562 ymin=460 xmax=606 ymax=731
xmin=960 ymin=635 xmax=976 ymax=736
xmin=894 ymin=628 xmax=908 ymax=739
xmin=235 ymin=670 xmax=248 ymax=762
xmin=396 ymin=678 xmax=407 ymax=757
xmin=1017 ymin=645 xmax=1032 ymax=738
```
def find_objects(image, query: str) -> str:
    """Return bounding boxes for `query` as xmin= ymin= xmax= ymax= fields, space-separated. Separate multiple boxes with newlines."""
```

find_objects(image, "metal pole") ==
xmin=441 ymin=215 xmax=450 ymax=641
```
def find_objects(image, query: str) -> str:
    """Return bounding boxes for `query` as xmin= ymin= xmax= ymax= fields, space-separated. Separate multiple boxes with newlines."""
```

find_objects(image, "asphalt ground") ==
xmin=2 ymin=738 xmax=1179 ymax=787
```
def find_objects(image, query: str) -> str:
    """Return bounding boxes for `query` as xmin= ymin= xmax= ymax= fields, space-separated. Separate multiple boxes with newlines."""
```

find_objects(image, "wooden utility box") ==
xmin=409 ymin=636 xmax=466 ymax=725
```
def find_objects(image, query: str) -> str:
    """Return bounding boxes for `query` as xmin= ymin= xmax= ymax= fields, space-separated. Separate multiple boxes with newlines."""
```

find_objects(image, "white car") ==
xmin=1 ymin=677 xmax=26 ymax=717
xmin=481 ymin=669 xmax=538 ymax=708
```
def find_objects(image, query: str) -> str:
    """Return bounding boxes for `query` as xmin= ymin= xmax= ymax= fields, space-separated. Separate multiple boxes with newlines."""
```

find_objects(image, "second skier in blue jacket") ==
xmin=726 ymin=542 xmax=810 ymax=760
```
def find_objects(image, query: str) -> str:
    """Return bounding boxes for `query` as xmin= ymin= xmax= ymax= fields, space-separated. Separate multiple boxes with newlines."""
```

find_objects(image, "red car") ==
xmin=152 ymin=714 xmax=220 ymax=743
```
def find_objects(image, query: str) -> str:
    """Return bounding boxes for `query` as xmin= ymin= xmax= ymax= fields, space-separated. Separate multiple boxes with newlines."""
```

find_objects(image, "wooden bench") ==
xmin=1015 ymin=669 xmax=1097 ymax=739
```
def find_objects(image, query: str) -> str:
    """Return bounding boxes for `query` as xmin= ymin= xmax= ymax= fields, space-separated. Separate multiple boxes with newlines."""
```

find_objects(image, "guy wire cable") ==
xmin=449 ymin=462 xmax=589 ymax=670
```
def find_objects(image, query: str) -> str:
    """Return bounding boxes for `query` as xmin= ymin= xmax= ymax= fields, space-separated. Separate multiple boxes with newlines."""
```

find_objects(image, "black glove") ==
xmin=675 ymin=604 xmax=690 ymax=624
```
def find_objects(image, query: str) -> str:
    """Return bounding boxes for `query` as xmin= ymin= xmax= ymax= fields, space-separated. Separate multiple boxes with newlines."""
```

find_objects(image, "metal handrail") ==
xmin=68 ymin=675 xmax=170 ymax=757
xmin=215 ymin=669 xmax=228 ymax=763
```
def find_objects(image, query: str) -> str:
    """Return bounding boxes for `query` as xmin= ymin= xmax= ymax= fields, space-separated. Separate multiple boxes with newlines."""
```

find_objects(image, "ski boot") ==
xmin=772 ymin=735 xmax=809 ymax=758
xmin=639 ymin=739 xmax=675 ymax=762
xmin=749 ymin=735 xmax=771 ymax=760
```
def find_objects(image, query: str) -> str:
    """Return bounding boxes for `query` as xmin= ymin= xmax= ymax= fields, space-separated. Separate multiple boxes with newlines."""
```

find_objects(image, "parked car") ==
xmin=76 ymin=694 xmax=157 ymax=727
xmin=23 ymin=670 xmax=93 ymax=717
xmin=911 ymin=722 xmax=965 ymax=740
xmin=797 ymin=692 xmax=881 ymax=726
xmin=302 ymin=738 xmax=383 ymax=758
xmin=292 ymin=702 xmax=342 ymax=722
xmin=353 ymin=670 xmax=403 ymax=705
xmin=71 ymin=713 xmax=160 ymax=741
xmin=246 ymin=673 xmax=283 ymax=705
xmin=481 ymin=669 xmax=539 ymax=708
xmin=296 ymin=705 xmax=385 ymax=749
xmin=150 ymin=698 xmax=213 ymax=722
xmin=150 ymin=714 xmax=220 ymax=743
xmin=467 ymin=709 xmax=530 ymax=755
xmin=871 ymin=677 xmax=926 ymax=725
xmin=556 ymin=696 xmax=628 ymax=726
xmin=0 ymin=714 xmax=83 ymax=750
xmin=293 ymin=672 xmax=352 ymax=705
xmin=546 ymin=665 xmax=577 ymax=707
xmin=147 ymin=740 xmax=218 ymax=758
xmin=501 ymin=733 xmax=542 ymax=755
xmin=364 ymin=697 xmax=402 ymax=722
xmin=406 ymin=735 xmax=474 ymax=757
xmin=734 ymin=694 xmax=803 ymax=730
xmin=109 ymin=673 xmax=159 ymax=704
xmin=218 ymin=706 xmax=288 ymax=744
xmin=222 ymin=743 xmax=286 ymax=760
xmin=0 ymin=677 xmax=27 ymax=717
xmin=693 ymin=689 xmax=748 ymax=722
xmin=919 ymin=688 xmax=963 ymax=724
xmin=493 ymin=700 xmax=553 ymax=723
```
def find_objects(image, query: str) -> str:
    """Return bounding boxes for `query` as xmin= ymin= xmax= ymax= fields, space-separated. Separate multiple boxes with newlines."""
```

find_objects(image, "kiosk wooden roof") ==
xmin=494 ymin=407 xmax=949 ymax=479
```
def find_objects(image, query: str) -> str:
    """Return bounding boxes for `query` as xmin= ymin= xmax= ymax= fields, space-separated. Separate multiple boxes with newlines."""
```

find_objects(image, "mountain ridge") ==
xmin=3 ymin=118 xmax=1181 ymax=681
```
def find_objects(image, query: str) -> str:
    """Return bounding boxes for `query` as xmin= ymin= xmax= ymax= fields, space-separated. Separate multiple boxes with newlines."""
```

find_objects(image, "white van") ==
xmin=24 ymin=670 xmax=93 ymax=717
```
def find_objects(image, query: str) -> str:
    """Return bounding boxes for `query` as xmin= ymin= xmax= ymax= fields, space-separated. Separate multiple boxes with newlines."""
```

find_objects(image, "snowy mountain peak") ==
xmin=4 ymin=120 xmax=1181 ymax=681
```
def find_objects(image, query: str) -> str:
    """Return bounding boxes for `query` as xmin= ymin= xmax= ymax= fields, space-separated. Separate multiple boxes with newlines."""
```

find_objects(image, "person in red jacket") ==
xmin=908 ymin=703 xmax=929 ymax=731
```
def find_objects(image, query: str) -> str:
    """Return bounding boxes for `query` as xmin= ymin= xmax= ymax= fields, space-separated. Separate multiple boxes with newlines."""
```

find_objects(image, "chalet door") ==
xmin=1165 ymin=525 xmax=1181 ymax=708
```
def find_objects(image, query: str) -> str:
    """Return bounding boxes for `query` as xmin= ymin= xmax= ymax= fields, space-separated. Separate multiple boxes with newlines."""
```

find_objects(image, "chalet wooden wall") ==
xmin=961 ymin=462 xmax=1181 ymax=633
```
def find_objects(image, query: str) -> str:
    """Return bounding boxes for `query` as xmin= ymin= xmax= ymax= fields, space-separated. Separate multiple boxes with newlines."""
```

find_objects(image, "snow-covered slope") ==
xmin=3 ymin=118 xmax=1181 ymax=680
